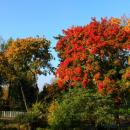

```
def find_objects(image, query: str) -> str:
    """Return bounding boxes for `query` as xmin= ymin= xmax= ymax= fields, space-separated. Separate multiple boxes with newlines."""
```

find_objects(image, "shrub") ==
xmin=0 ymin=121 xmax=4 ymax=129
xmin=47 ymin=88 xmax=115 ymax=130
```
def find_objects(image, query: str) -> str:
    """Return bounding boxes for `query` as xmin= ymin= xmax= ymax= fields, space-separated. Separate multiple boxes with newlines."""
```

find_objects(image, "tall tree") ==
xmin=55 ymin=17 xmax=130 ymax=126
xmin=0 ymin=37 xmax=54 ymax=111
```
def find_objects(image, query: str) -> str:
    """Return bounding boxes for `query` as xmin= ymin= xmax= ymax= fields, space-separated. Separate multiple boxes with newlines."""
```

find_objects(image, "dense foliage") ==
xmin=56 ymin=18 xmax=130 ymax=94
xmin=0 ymin=37 xmax=54 ymax=110
xmin=47 ymin=88 xmax=115 ymax=130
xmin=55 ymin=17 xmax=130 ymax=127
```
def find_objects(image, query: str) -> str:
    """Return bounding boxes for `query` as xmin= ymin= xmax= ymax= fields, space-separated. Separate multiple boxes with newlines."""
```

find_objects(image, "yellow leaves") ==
xmin=110 ymin=18 xmax=121 ymax=25
xmin=122 ymin=67 xmax=130 ymax=80
xmin=47 ymin=101 xmax=59 ymax=125
xmin=124 ymin=82 xmax=130 ymax=89
xmin=110 ymin=17 xmax=130 ymax=32
xmin=2 ymin=37 xmax=52 ymax=75
xmin=4 ymin=37 xmax=49 ymax=63
xmin=48 ymin=101 xmax=59 ymax=113
xmin=128 ymin=56 xmax=130 ymax=65
xmin=0 ymin=36 xmax=53 ymax=85
xmin=123 ymin=26 xmax=130 ymax=32
xmin=5 ymin=38 xmax=40 ymax=61
xmin=122 ymin=18 xmax=130 ymax=31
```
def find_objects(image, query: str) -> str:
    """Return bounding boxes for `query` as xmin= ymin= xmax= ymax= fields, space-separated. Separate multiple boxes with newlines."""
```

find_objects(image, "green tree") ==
xmin=48 ymin=88 xmax=115 ymax=130
xmin=0 ymin=37 xmax=54 ymax=111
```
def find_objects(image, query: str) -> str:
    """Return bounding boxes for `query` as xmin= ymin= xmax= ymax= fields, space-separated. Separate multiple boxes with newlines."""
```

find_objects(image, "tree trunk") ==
xmin=114 ymin=101 xmax=120 ymax=128
xmin=20 ymin=86 xmax=28 ymax=111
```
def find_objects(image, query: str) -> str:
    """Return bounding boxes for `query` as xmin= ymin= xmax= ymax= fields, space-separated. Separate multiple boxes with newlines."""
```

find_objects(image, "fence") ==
xmin=0 ymin=111 xmax=26 ymax=120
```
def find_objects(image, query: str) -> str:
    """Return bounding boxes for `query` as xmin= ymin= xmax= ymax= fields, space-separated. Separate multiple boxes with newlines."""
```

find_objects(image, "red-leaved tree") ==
xmin=56 ymin=17 xmax=130 ymax=95
xmin=55 ymin=17 xmax=130 ymax=125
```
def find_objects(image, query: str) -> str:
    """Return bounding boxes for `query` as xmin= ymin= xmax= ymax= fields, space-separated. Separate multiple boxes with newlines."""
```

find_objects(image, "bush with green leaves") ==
xmin=0 ymin=121 xmax=5 ymax=129
xmin=48 ymin=87 xmax=115 ymax=130
xmin=15 ymin=101 xmax=48 ymax=129
xmin=15 ymin=112 xmax=39 ymax=124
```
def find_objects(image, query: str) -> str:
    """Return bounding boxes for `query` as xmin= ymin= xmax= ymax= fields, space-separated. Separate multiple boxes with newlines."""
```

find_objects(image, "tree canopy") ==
xmin=56 ymin=18 xmax=130 ymax=96
xmin=0 ymin=37 xmax=54 ymax=110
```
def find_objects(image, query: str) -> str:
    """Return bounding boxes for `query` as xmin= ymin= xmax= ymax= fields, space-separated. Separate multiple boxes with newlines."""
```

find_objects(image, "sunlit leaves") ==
xmin=5 ymin=37 xmax=53 ymax=75
xmin=55 ymin=17 xmax=130 ymax=96
xmin=0 ymin=37 xmax=54 ymax=108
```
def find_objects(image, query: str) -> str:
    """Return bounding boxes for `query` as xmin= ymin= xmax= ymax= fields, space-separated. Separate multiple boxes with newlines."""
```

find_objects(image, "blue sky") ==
xmin=0 ymin=0 xmax=130 ymax=90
